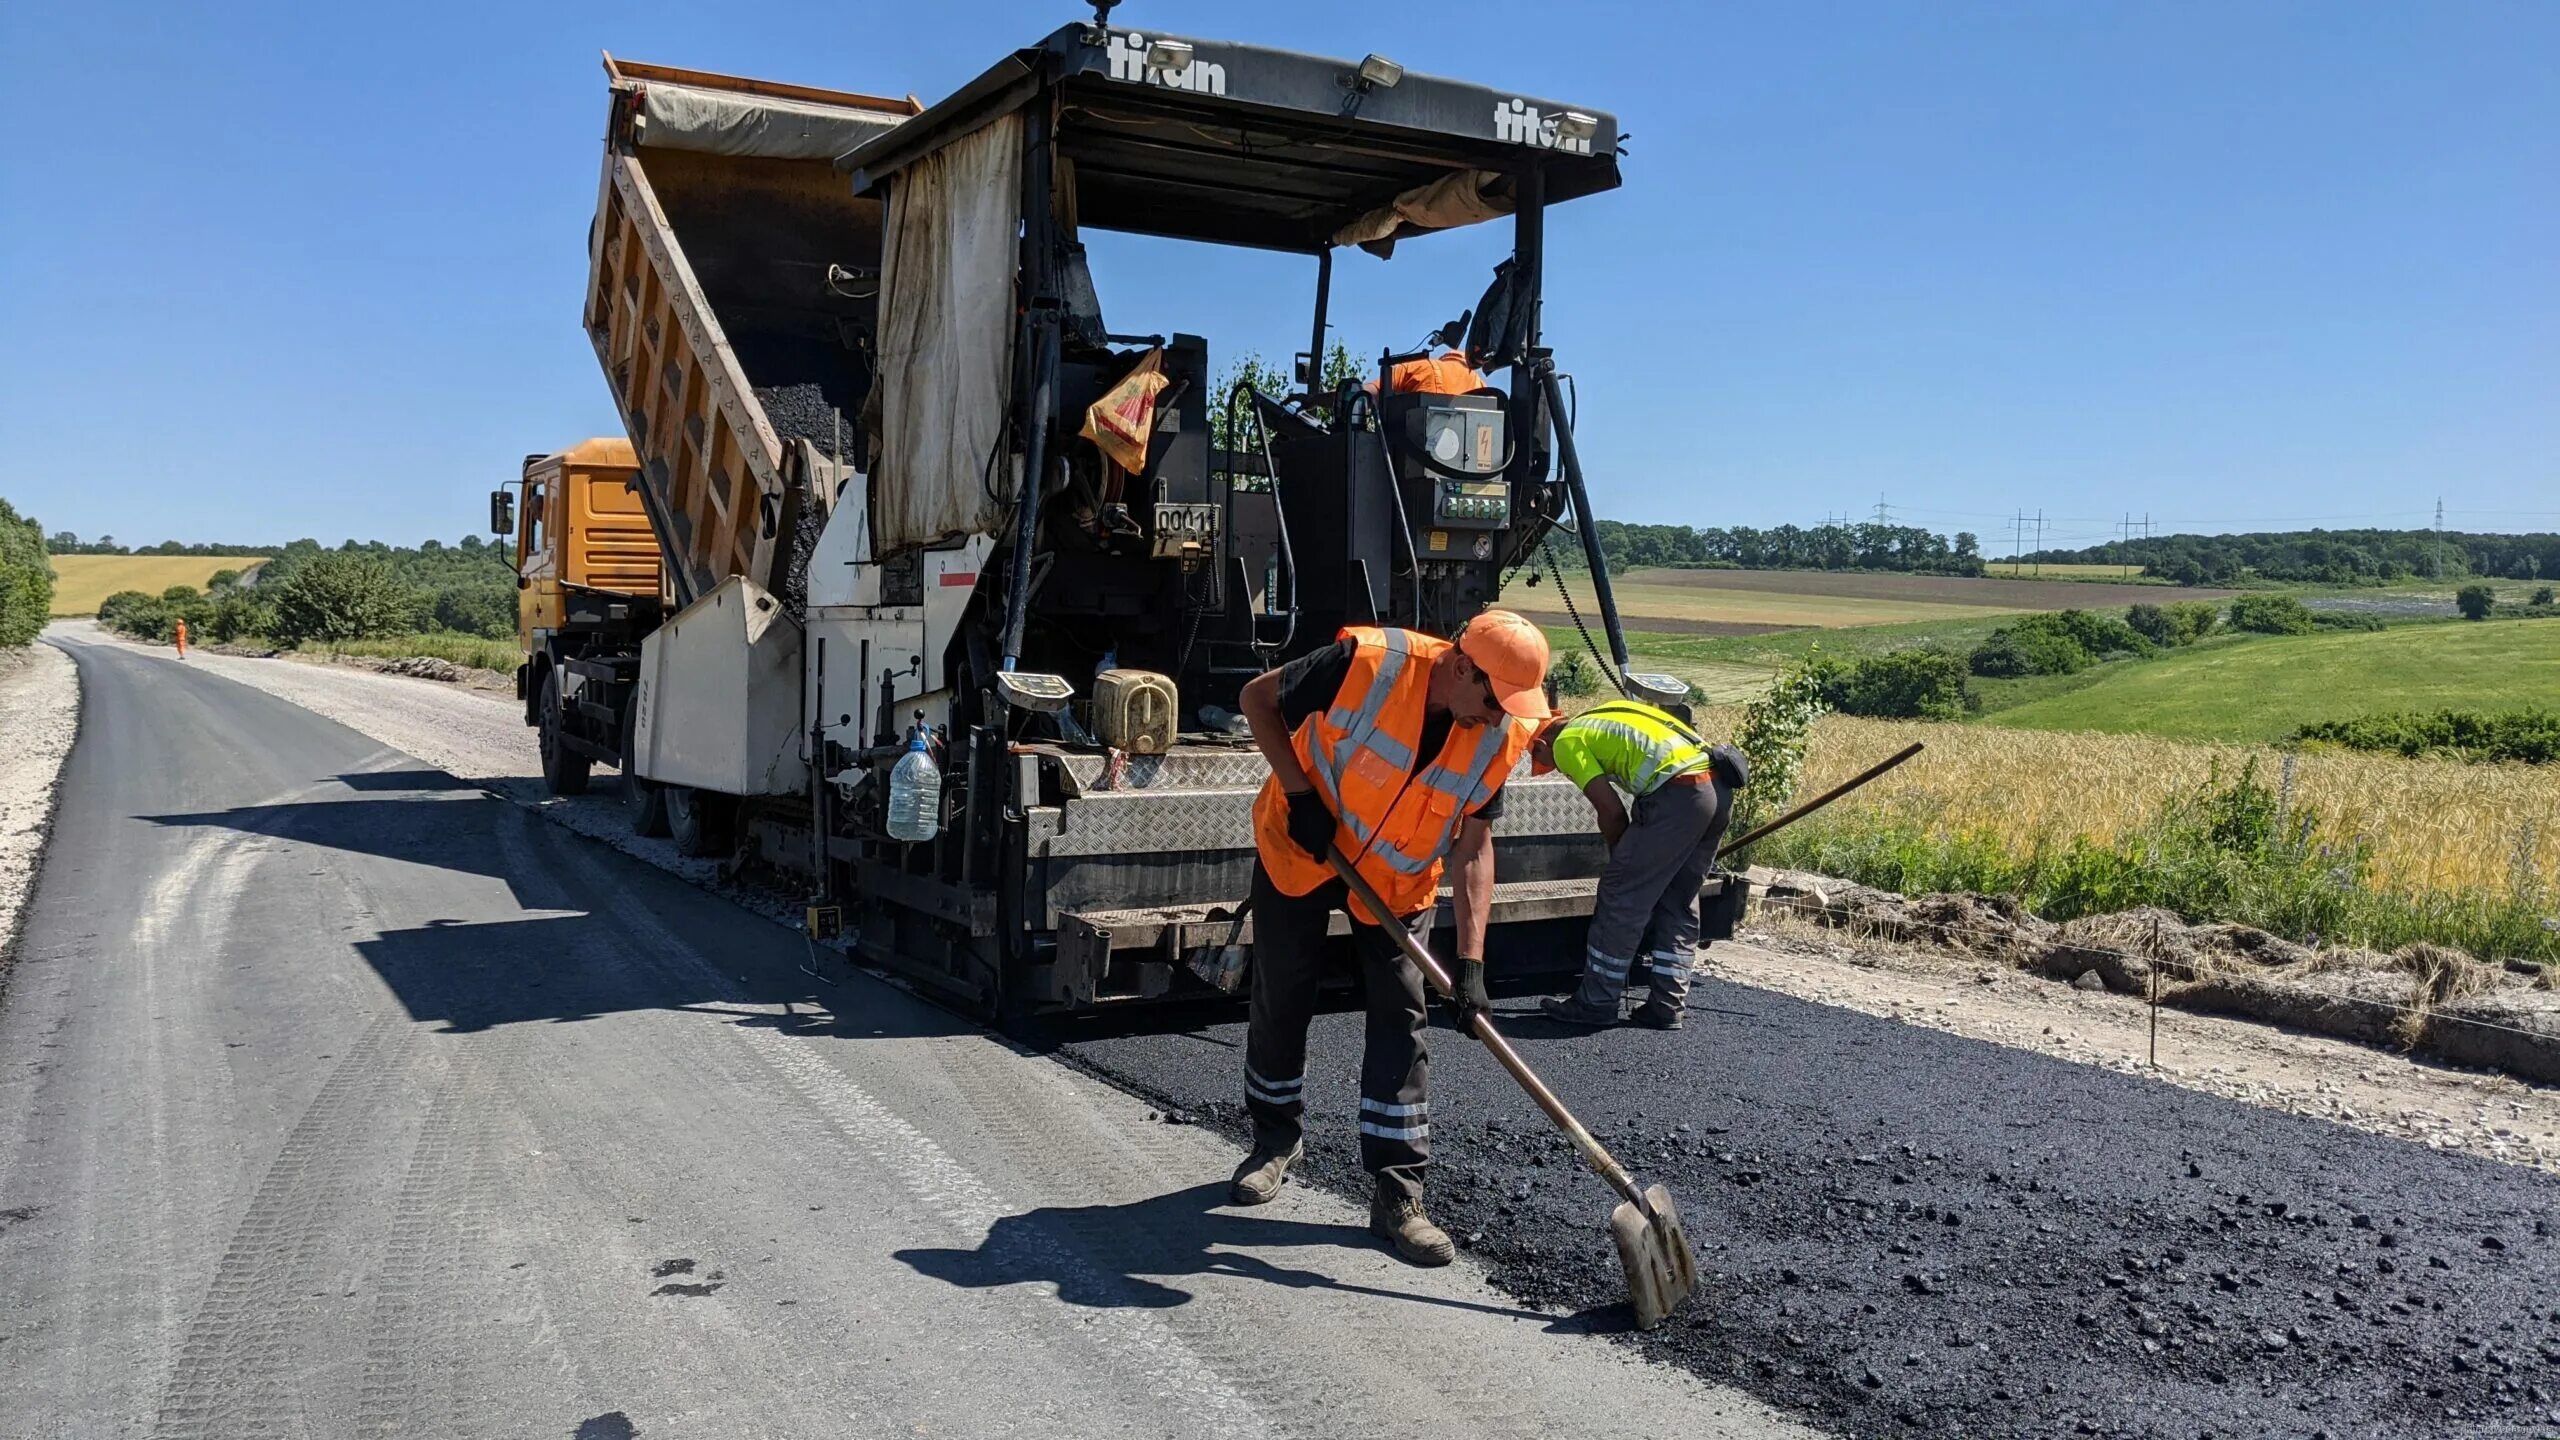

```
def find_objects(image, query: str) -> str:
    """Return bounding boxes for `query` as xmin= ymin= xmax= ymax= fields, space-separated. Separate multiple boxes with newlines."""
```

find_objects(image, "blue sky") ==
xmin=2 ymin=1 xmax=2552 ymax=554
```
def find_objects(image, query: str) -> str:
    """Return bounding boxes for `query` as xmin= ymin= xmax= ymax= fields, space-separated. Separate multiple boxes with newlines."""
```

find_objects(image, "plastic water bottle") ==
xmin=886 ymin=725 xmax=940 ymax=841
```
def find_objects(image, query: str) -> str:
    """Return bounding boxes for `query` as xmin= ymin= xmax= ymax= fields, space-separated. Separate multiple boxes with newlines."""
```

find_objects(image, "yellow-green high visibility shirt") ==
xmin=1547 ymin=701 xmax=1715 ymax=797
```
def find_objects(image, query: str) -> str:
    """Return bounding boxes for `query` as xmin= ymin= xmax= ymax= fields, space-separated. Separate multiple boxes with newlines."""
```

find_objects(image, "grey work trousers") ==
xmin=1574 ymin=777 xmax=1734 ymax=1013
xmin=1241 ymin=861 xmax=1433 ymax=1202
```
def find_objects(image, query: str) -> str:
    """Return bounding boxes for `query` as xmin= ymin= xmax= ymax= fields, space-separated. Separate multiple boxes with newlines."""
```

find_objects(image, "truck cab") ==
xmin=491 ymin=438 xmax=666 ymax=794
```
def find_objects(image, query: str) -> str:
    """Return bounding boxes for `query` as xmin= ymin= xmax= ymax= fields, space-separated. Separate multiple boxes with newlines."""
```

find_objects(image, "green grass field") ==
xmin=1987 ymin=618 xmax=2560 ymax=743
xmin=302 ymin=634 xmax=519 ymax=676
xmin=48 ymin=555 xmax=267 ymax=614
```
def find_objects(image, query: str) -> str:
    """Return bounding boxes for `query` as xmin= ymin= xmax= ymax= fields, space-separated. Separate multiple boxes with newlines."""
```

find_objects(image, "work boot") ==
xmin=1632 ymin=999 xmax=1685 ymax=1031
xmin=1540 ymin=993 xmax=1620 ymax=1027
xmin=1370 ymin=1189 xmax=1456 ymax=1267
xmin=1228 ymin=1137 xmax=1303 ymax=1206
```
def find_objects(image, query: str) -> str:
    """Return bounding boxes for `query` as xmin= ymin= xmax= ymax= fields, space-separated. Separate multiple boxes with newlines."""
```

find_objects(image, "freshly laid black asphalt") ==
xmin=1058 ymin=977 xmax=2560 ymax=1439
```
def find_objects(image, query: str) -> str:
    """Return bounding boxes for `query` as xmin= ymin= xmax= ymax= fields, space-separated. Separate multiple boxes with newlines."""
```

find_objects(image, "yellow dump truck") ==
xmin=491 ymin=437 xmax=662 ymax=800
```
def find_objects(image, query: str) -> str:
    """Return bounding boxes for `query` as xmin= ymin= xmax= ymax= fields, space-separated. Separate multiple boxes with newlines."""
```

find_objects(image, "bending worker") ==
xmin=1229 ymin=610 xmax=1552 ymax=1266
xmin=1533 ymin=698 xmax=1750 ymax=1030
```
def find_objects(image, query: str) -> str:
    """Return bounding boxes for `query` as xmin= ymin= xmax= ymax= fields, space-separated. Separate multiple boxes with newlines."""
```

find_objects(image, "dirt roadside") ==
xmin=69 ymin=620 xmax=2560 ymax=1182
xmin=1717 ymin=922 xmax=2560 ymax=1174
xmin=0 ymin=640 xmax=80 ymax=973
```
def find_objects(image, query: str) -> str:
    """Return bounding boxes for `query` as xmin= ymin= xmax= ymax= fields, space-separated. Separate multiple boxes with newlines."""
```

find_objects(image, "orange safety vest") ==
xmin=1252 ymin=627 xmax=1538 ymax=918
xmin=1373 ymin=351 xmax=1492 ymax=397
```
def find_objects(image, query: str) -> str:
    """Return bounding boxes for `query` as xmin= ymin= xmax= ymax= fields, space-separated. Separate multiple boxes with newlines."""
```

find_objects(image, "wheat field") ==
xmin=47 ymin=555 xmax=268 ymax=614
xmin=1693 ymin=707 xmax=2560 ymax=895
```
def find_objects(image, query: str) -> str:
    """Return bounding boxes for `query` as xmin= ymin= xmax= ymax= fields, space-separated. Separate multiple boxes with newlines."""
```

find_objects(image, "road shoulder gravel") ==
xmin=0 ymin=637 xmax=79 ymax=979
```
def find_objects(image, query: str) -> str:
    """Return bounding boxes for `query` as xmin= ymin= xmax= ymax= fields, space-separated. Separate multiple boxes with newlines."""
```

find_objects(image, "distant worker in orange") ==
xmin=1368 ymin=350 xmax=1493 ymax=398
xmin=173 ymin=616 xmax=188 ymax=660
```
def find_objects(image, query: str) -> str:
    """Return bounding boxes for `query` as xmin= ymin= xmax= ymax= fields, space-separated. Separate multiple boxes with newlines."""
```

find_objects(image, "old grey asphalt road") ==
xmin=0 ymin=630 xmax=1816 ymax=1440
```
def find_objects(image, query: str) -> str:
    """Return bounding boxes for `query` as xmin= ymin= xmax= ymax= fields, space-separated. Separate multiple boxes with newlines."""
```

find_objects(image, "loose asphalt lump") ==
xmin=1059 ymin=977 xmax=2560 ymax=1440
xmin=1755 ymin=869 xmax=2560 ymax=1087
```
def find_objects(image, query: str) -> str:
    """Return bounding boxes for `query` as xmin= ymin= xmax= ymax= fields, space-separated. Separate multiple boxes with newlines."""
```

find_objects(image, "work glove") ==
xmin=1708 ymin=743 xmax=1751 ymax=790
xmin=1453 ymin=956 xmax=1493 ymax=1029
xmin=1285 ymin=786 xmax=1337 ymax=860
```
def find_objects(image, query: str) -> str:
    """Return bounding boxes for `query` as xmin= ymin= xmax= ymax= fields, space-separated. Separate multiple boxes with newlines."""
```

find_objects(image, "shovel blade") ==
xmin=1608 ymin=1184 xmax=1700 ymax=1330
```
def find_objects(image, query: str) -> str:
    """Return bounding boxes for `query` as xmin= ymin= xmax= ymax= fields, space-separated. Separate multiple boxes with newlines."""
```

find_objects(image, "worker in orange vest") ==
xmin=1369 ymin=350 xmax=1494 ymax=397
xmin=173 ymin=616 xmax=188 ymax=660
xmin=1229 ymin=610 xmax=1552 ymax=1266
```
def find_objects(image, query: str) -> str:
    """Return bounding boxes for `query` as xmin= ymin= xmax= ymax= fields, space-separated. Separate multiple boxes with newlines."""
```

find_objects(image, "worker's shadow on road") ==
xmin=895 ymin=1181 xmax=1546 ymax=1322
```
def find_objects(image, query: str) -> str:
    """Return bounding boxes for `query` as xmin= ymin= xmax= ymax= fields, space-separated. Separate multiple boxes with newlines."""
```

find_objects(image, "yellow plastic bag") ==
xmin=1080 ymin=348 xmax=1167 ymax=475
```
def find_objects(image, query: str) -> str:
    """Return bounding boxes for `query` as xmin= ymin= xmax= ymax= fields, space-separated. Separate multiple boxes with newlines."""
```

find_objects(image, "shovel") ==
xmin=1323 ymin=846 xmax=1699 ymax=1330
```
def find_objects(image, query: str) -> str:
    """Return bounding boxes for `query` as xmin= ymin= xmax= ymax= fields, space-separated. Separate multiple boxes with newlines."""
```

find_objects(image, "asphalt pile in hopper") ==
xmin=1056 ymin=974 xmax=2560 ymax=1439
xmin=752 ymin=383 xmax=857 ymax=615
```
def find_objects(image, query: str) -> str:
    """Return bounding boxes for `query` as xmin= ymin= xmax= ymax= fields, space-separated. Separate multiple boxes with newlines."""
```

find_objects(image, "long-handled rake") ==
xmin=1324 ymin=847 xmax=1699 ymax=1329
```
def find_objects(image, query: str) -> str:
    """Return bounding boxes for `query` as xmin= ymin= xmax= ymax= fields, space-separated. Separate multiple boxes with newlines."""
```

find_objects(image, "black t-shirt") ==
xmin=1270 ymin=639 xmax=1506 ymax=821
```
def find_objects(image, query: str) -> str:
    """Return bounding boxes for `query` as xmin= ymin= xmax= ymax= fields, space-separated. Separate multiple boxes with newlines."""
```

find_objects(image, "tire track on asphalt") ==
xmin=150 ymin=1012 xmax=414 ymax=1440
xmin=924 ymin=1035 xmax=1552 ymax=1440
xmin=537 ymin=836 xmax=1286 ymax=1440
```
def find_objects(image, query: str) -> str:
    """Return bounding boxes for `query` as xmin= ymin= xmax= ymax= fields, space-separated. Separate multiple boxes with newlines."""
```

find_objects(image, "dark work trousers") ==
xmin=1242 ymin=859 xmax=1433 ymax=1202
xmin=1575 ymin=777 xmax=1736 ymax=1012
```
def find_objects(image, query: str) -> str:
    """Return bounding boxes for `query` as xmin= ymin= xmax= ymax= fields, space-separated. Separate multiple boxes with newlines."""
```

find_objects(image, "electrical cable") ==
xmin=1539 ymin=534 xmax=1627 ymax=698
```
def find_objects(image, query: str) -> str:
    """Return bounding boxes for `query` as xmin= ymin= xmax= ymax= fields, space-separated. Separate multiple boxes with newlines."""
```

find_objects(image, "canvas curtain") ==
xmin=872 ymin=110 xmax=1024 ymax=552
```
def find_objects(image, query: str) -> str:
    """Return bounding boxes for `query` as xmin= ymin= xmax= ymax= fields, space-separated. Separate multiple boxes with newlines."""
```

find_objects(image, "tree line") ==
xmin=95 ymin=535 xmax=520 ymax=647
xmin=1555 ymin=520 xmax=1986 ymax=576
xmin=2017 ymin=527 xmax=2556 ymax=587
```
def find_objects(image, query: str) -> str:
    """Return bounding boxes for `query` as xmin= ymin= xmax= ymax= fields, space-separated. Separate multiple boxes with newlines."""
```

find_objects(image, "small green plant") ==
xmin=2532 ymin=586 xmax=2555 ymax=608
xmin=1730 ymin=653 xmax=1832 ymax=831
xmin=1545 ymin=649 xmax=1600 ymax=699
xmin=2455 ymin=584 xmax=2496 ymax=621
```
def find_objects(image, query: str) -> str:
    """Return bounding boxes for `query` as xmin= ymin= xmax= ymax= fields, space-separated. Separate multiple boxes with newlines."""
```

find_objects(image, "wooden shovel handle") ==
xmin=1322 ymin=847 xmax=1649 ymax=1213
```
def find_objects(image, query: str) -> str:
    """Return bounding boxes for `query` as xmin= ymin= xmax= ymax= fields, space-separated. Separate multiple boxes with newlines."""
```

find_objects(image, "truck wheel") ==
xmin=539 ymin=672 xmax=590 ymax=797
xmin=619 ymin=704 xmax=669 ymax=837
xmin=667 ymin=786 xmax=732 ymax=858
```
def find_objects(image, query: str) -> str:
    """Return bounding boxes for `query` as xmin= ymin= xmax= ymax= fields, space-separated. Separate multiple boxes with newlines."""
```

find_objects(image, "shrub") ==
xmin=2455 ymin=584 xmax=2496 ymax=621
xmin=206 ymin=568 xmax=243 ymax=591
xmin=1546 ymin=649 xmax=1600 ymax=699
xmin=430 ymin=582 xmax=517 ymax=640
xmin=0 ymin=498 xmax=52 ymax=647
xmin=2227 ymin=593 xmax=2316 ymax=635
xmin=160 ymin=584 xmax=200 ymax=606
xmin=266 ymin=551 xmax=423 ymax=645
xmin=1969 ymin=609 xmax=2150 ymax=678
xmin=2295 ymin=708 xmax=2560 ymax=765
xmin=2126 ymin=600 xmax=2219 ymax=647
xmin=2533 ymin=587 xmax=2555 ymax=608
xmin=1821 ymin=646 xmax=1967 ymax=721
xmin=203 ymin=589 xmax=272 ymax=643
xmin=2311 ymin=611 xmax=2385 ymax=632
xmin=96 ymin=589 xmax=156 ymax=628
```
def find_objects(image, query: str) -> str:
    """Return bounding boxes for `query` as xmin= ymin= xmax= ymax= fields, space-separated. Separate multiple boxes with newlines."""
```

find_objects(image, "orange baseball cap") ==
xmin=1459 ymin=609 xmax=1554 ymax=720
